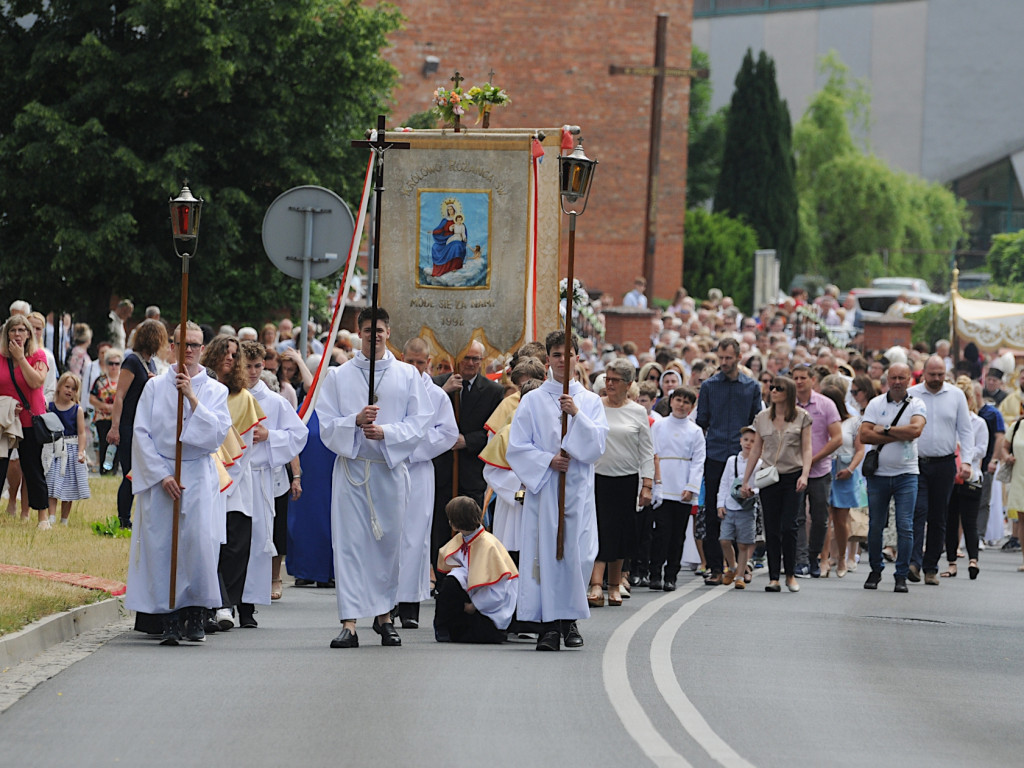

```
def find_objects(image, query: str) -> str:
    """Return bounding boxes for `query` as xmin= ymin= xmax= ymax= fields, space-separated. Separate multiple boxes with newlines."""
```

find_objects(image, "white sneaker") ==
xmin=978 ymin=540 xmax=986 ymax=551
xmin=60 ymin=518 xmax=69 ymax=526
xmin=37 ymin=520 xmax=52 ymax=531
xmin=48 ymin=514 xmax=56 ymax=525
xmin=215 ymin=608 xmax=234 ymax=631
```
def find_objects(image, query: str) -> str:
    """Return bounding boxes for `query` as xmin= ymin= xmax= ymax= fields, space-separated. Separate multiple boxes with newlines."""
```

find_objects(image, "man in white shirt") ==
xmin=907 ymin=356 xmax=974 ymax=584
xmin=622 ymin=277 xmax=648 ymax=308
xmin=859 ymin=364 xmax=926 ymax=592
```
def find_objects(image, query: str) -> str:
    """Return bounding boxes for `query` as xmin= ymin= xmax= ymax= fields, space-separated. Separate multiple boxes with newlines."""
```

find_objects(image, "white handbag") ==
xmin=753 ymin=430 xmax=785 ymax=489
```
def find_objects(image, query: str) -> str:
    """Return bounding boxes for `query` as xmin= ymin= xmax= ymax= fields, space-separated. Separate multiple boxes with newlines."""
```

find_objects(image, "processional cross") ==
xmin=609 ymin=13 xmax=708 ymax=297
xmin=350 ymin=115 xmax=410 ymax=403
xmin=450 ymin=70 xmax=465 ymax=132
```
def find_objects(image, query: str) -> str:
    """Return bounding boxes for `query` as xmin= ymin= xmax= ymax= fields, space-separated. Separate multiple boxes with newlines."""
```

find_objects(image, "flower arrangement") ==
xmin=432 ymin=86 xmax=465 ymax=126
xmin=466 ymin=83 xmax=511 ymax=127
xmin=559 ymin=278 xmax=606 ymax=336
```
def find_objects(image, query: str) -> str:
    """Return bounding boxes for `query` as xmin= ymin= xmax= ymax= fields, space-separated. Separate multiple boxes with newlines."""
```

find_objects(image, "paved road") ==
xmin=3 ymin=552 xmax=1023 ymax=767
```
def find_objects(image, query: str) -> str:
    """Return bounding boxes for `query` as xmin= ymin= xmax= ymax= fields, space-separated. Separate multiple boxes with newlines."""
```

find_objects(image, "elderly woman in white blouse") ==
xmin=588 ymin=359 xmax=655 ymax=606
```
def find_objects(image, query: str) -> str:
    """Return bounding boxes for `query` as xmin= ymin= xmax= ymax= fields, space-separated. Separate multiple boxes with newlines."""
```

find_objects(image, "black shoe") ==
xmin=864 ymin=570 xmax=882 ymax=590
xmin=316 ymin=579 xmax=336 ymax=588
xmin=907 ymin=564 xmax=921 ymax=583
xmin=160 ymin=611 xmax=183 ymax=646
xmin=434 ymin=627 xmax=451 ymax=643
xmin=561 ymin=621 xmax=583 ymax=648
xmin=704 ymin=574 xmax=722 ymax=586
xmin=293 ymin=578 xmax=316 ymax=587
xmin=184 ymin=607 xmax=206 ymax=642
xmin=808 ymin=562 xmax=821 ymax=578
xmin=637 ymin=574 xmax=650 ymax=587
xmin=238 ymin=606 xmax=258 ymax=629
xmin=330 ymin=627 xmax=359 ymax=648
xmin=648 ymin=579 xmax=663 ymax=591
xmin=1001 ymin=536 xmax=1021 ymax=552
xmin=401 ymin=617 xmax=419 ymax=629
xmin=894 ymin=577 xmax=908 ymax=593
xmin=372 ymin=617 xmax=402 ymax=646
xmin=764 ymin=583 xmax=781 ymax=592
xmin=663 ymin=580 xmax=677 ymax=592
xmin=536 ymin=629 xmax=561 ymax=651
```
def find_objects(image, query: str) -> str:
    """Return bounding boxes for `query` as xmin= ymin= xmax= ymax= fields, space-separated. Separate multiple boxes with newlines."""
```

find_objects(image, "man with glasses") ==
xmin=125 ymin=322 xmax=232 ymax=644
xmin=431 ymin=339 xmax=504 ymax=570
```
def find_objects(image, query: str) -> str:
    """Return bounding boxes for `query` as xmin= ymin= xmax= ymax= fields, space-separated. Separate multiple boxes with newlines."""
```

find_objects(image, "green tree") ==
xmin=714 ymin=49 xmax=798 ymax=283
xmin=0 ymin=0 xmax=401 ymax=333
xmin=986 ymin=230 xmax=1024 ymax=285
xmin=683 ymin=208 xmax=759 ymax=311
xmin=793 ymin=53 xmax=966 ymax=290
xmin=686 ymin=46 xmax=726 ymax=207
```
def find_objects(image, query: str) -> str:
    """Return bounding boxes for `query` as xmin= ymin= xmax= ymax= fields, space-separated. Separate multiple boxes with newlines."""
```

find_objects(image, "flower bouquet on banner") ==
xmin=432 ymin=85 xmax=465 ymax=130
xmin=466 ymin=82 xmax=510 ymax=128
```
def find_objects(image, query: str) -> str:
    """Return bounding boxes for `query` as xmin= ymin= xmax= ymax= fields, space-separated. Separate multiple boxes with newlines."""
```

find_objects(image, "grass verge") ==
xmin=1 ymin=475 xmax=129 ymax=636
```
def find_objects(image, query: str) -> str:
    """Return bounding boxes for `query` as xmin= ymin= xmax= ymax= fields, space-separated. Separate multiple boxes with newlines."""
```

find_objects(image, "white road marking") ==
xmin=602 ymin=583 xmax=701 ymax=768
xmin=650 ymin=590 xmax=758 ymax=767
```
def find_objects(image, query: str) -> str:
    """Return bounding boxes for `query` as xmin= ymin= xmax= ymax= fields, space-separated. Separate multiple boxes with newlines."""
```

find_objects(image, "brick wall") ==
xmin=385 ymin=1 xmax=694 ymax=308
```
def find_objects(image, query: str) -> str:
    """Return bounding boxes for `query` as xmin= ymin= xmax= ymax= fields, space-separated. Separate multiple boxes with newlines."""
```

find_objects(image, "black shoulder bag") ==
xmin=862 ymin=397 xmax=912 ymax=478
xmin=6 ymin=357 xmax=64 ymax=444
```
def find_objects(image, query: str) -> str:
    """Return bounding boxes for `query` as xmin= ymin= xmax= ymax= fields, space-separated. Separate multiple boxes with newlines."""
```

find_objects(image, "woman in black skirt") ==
xmin=588 ymin=359 xmax=655 ymax=606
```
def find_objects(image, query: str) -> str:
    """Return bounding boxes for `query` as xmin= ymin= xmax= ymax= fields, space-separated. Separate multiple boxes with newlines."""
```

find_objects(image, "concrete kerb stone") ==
xmin=0 ymin=596 xmax=126 ymax=669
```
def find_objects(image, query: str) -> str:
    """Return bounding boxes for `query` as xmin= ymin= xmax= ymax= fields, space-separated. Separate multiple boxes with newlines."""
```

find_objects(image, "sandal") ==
xmin=744 ymin=563 xmax=753 ymax=584
xmin=941 ymin=564 xmax=957 ymax=578
xmin=968 ymin=560 xmax=979 ymax=580
xmin=588 ymin=584 xmax=605 ymax=608
xmin=271 ymin=579 xmax=283 ymax=600
xmin=608 ymin=589 xmax=623 ymax=607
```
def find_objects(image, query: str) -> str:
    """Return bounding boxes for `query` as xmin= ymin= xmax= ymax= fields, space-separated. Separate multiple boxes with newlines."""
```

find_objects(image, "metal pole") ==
xmin=169 ymin=254 xmax=189 ymax=610
xmin=299 ymin=209 xmax=313 ymax=362
xmin=367 ymin=120 xmax=386 ymax=403
xmin=641 ymin=13 xmax=669 ymax=302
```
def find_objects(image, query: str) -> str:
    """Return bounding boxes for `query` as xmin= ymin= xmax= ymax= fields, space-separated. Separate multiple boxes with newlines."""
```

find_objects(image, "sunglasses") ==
xmin=770 ymin=384 xmax=786 ymax=392
xmin=850 ymin=388 xmax=860 ymax=395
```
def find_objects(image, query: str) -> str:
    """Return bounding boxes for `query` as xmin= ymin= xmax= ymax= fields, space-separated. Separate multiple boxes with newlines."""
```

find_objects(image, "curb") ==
xmin=0 ymin=597 xmax=125 ymax=669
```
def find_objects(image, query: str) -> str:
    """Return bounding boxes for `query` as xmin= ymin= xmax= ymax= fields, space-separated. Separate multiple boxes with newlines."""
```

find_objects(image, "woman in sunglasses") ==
xmin=741 ymin=375 xmax=812 ymax=592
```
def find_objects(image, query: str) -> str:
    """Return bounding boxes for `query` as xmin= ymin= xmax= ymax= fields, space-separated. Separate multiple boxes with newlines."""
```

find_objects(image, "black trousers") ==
xmin=946 ymin=482 xmax=982 ymax=563
xmin=219 ymin=511 xmax=252 ymax=609
xmin=650 ymin=500 xmax=690 ymax=582
xmin=116 ymin=434 xmax=134 ymax=527
xmin=0 ymin=428 xmax=49 ymax=511
xmin=760 ymin=471 xmax=804 ymax=581
xmin=632 ymin=504 xmax=655 ymax=578
xmin=913 ymin=456 xmax=957 ymax=573
xmin=433 ymin=576 xmax=505 ymax=644
xmin=702 ymin=458 xmax=727 ymax=574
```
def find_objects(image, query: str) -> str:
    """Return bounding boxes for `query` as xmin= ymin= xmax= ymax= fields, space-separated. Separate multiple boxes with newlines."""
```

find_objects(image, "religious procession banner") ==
xmin=953 ymin=293 xmax=1024 ymax=351
xmin=379 ymin=129 xmax=563 ymax=366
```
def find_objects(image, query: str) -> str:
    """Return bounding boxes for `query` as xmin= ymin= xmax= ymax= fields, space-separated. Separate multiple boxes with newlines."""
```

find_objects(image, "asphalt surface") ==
xmin=2 ymin=550 xmax=1023 ymax=768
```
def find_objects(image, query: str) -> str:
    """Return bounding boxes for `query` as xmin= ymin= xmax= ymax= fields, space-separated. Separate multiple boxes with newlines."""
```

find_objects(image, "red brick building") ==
xmin=384 ymin=1 xmax=694 ymax=307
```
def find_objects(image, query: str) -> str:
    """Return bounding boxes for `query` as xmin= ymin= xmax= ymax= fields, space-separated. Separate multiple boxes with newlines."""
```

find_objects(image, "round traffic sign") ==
xmin=262 ymin=185 xmax=355 ymax=280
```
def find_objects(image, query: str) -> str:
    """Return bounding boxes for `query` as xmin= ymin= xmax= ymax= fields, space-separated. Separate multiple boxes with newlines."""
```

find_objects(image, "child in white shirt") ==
xmin=717 ymin=426 xmax=761 ymax=589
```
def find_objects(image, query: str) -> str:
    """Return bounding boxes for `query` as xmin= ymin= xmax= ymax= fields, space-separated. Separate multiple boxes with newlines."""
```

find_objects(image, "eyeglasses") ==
xmin=108 ymin=361 xmax=122 ymax=366
xmin=770 ymin=384 xmax=786 ymax=392
xmin=605 ymin=376 xmax=626 ymax=384
xmin=462 ymin=356 xmax=483 ymax=363
xmin=179 ymin=342 xmax=202 ymax=350
xmin=850 ymin=388 xmax=860 ymax=395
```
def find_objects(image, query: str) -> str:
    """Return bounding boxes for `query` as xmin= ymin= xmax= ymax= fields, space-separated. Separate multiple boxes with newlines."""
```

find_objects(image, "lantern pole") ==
xmin=168 ymin=182 xmax=203 ymax=610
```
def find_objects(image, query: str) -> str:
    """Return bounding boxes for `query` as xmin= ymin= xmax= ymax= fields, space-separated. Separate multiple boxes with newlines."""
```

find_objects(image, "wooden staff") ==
xmin=556 ymin=212 xmax=579 ymax=561
xmin=169 ymin=254 xmax=189 ymax=609
xmin=452 ymin=385 xmax=461 ymax=500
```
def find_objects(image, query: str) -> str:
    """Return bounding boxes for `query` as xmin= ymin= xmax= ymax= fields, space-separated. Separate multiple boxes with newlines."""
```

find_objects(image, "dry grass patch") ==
xmin=1 ymin=475 xmax=130 ymax=636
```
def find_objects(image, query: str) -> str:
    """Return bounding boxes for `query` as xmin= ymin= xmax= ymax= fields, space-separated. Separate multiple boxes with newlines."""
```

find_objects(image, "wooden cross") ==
xmin=350 ymin=115 xmax=410 ymax=403
xmin=450 ymin=70 xmax=464 ymax=132
xmin=610 ymin=13 xmax=708 ymax=299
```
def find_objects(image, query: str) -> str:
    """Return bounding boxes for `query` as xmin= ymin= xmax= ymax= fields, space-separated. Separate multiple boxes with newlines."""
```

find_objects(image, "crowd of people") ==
xmin=3 ymin=282 xmax=1023 ymax=651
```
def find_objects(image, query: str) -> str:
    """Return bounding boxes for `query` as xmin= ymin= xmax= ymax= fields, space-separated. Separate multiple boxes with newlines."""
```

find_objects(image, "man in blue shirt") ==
xmin=695 ymin=338 xmax=762 ymax=586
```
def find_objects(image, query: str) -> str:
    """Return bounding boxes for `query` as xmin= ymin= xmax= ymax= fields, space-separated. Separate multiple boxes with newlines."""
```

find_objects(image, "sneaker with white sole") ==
xmin=215 ymin=608 xmax=235 ymax=631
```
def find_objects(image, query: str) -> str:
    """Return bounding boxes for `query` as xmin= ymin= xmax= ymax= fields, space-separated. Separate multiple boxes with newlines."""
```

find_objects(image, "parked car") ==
xmin=956 ymin=272 xmax=992 ymax=292
xmin=848 ymin=287 xmax=947 ymax=320
xmin=870 ymin=276 xmax=930 ymax=293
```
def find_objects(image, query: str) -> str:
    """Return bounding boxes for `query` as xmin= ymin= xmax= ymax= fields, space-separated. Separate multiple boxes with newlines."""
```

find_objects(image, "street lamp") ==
xmin=167 ymin=181 xmax=203 ymax=610
xmin=554 ymin=138 xmax=597 ymax=560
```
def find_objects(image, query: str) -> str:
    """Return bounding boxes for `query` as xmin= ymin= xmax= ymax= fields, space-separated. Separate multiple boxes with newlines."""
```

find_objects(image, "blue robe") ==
xmin=285 ymin=411 xmax=335 ymax=583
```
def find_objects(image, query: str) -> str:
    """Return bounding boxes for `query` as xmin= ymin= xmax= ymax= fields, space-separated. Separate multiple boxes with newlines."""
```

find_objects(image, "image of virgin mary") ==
xmin=431 ymin=201 xmax=468 ymax=277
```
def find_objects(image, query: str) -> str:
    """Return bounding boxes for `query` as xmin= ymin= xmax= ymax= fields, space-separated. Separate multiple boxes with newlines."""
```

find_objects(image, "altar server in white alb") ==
xmin=315 ymin=307 xmax=433 ymax=649
xmin=506 ymin=330 xmax=608 ymax=652
xmin=240 ymin=341 xmax=308 ymax=609
xmin=395 ymin=337 xmax=458 ymax=628
xmin=126 ymin=322 xmax=232 ymax=645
